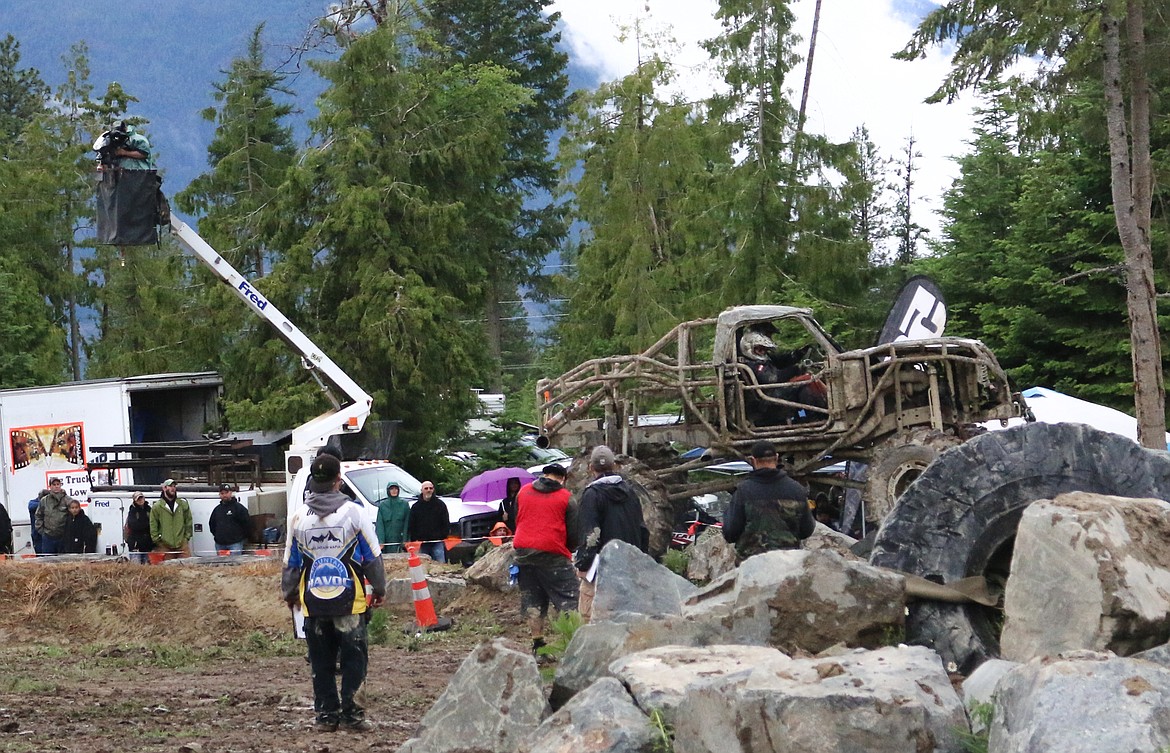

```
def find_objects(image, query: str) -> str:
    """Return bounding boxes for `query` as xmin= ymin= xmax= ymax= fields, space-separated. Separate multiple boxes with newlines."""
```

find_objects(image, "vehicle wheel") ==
xmin=870 ymin=421 xmax=1170 ymax=674
xmin=863 ymin=431 xmax=961 ymax=524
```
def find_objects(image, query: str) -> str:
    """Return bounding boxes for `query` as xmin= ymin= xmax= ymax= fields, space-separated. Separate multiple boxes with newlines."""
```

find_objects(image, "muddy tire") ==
xmin=864 ymin=431 xmax=961 ymax=523
xmin=870 ymin=422 xmax=1170 ymax=673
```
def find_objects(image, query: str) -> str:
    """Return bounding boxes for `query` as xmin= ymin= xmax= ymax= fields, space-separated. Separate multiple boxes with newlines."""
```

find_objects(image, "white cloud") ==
xmin=549 ymin=0 xmax=974 ymax=239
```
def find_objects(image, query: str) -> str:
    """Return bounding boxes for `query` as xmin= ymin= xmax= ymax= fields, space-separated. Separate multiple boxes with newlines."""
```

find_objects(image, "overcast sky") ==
xmin=549 ymin=0 xmax=972 ymax=240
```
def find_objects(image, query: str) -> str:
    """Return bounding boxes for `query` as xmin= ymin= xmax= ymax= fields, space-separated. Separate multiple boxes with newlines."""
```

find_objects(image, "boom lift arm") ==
xmin=168 ymin=216 xmax=373 ymax=456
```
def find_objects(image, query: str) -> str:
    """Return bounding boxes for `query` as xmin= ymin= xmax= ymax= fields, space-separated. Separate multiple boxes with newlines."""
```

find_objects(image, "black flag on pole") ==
xmin=875 ymin=275 xmax=947 ymax=346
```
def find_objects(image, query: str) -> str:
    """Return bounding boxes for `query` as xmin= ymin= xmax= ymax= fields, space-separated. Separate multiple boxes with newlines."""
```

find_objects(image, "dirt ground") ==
xmin=0 ymin=557 xmax=530 ymax=753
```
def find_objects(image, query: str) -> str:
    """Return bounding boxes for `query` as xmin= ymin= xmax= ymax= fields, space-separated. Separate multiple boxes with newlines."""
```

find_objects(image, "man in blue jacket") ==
xmin=282 ymin=454 xmax=386 ymax=732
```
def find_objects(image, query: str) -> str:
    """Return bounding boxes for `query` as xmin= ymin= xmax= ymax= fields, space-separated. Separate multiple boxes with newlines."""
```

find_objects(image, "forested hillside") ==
xmin=1 ymin=0 xmax=1168 ymax=473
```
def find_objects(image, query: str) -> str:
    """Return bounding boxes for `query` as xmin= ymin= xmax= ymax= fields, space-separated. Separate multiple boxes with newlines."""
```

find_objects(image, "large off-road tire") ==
xmin=870 ymin=422 xmax=1170 ymax=674
xmin=863 ymin=431 xmax=962 ymax=524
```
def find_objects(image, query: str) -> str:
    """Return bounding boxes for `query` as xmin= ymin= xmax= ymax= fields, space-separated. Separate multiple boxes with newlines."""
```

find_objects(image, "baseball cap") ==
xmin=749 ymin=440 xmax=777 ymax=459
xmin=162 ymin=478 xmax=176 ymax=487
xmin=308 ymin=453 xmax=341 ymax=493
xmin=49 ymin=477 xmax=63 ymax=485
xmin=543 ymin=463 xmax=567 ymax=477
xmin=590 ymin=445 xmax=616 ymax=471
xmin=218 ymin=483 xmax=234 ymax=492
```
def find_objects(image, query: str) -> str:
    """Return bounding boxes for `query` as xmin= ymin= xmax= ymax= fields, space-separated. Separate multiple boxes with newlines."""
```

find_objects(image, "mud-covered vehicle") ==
xmin=536 ymin=305 xmax=1027 ymax=520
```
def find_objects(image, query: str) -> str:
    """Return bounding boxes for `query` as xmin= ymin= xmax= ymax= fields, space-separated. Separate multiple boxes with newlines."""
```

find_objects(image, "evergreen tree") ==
xmin=273 ymin=21 xmax=531 ymax=454
xmin=898 ymin=0 xmax=1167 ymax=445
xmin=170 ymin=25 xmax=301 ymax=421
xmin=424 ymin=0 xmax=569 ymax=391
xmin=0 ymin=34 xmax=49 ymax=152
xmin=554 ymin=49 xmax=733 ymax=365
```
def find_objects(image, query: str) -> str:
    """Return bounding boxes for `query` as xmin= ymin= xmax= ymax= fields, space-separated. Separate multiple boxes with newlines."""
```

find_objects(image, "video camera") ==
xmin=92 ymin=127 xmax=129 ymax=166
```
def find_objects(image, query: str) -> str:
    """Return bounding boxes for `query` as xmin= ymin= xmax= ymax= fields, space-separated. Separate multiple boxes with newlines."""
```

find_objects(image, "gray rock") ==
xmin=1001 ymin=493 xmax=1170 ymax=662
xmin=397 ymin=639 xmax=547 ymax=753
xmin=593 ymin=539 xmax=699 ymax=621
xmin=683 ymin=549 xmax=905 ymax=654
xmin=961 ymin=659 xmax=1018 ymax=734
xmin=385 ymin=575 xmax=464 ymax=606
xmin=988 ymin=651 xmax=1170 ymax=753
xmin=685 ymin=526 xmax=738 ymax=582
xmin=465 ymin=541 xmax=515 ymax=592
xmin=520 ymin=677 xmax=658 ymax=753
xmin=550 ymin=614 xmax=731 ymax=708
xmin=609 ymin=645 xmax=791 ymax=724
xmin=801 ymin=522 xmax=862 ymax=560
xmin=673 ymin=645 xmax=967 ymax=753
xmin=1134 ymin=642 xmax=1170 ymax=668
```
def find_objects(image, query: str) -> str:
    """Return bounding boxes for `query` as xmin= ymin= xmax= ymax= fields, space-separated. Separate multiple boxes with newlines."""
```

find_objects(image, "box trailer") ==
xmin=1 ymin=372 xmax=229 ymax=556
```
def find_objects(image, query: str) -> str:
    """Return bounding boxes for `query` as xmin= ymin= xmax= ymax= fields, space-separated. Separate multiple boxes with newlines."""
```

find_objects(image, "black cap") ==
xmin=218 ymin=483 xmax=234 ymax=493
xmin=308 ymin=453 xmax=341 ymax=493
xmin=749 ymin=440 xmax=777 ymax=459
xmin=542 ymin=463 xmax=567 ymax=477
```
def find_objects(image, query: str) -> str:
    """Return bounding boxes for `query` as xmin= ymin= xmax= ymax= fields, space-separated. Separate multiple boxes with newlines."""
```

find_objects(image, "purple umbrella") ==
xmin=461 ymin=467 xmax=534 ymax=502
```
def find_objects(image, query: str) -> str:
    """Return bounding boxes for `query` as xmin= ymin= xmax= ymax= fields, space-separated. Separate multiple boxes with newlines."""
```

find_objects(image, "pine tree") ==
xmin=171 ymin=25 xmax=301 ymax=420
xmin=0 ymin=34 xmax=49 ymax=152
xmin=423 ymin=0 xmax=570 ymax=391
xmin=272 ymin=21 xmax=531 ymax=453
xmin=554 ymin=45 xmax=733 ymax=365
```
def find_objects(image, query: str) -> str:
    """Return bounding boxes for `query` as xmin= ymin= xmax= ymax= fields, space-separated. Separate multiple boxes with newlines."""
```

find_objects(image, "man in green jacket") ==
xmin=375 ymin=482 xmax=410 ymax=554
xmin=150 ymin=478 xmax=192 ymax=559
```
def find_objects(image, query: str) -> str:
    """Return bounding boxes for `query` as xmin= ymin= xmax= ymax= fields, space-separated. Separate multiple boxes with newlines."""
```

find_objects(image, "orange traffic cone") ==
xmin=406 ymin=542 xmax=453 ymax=633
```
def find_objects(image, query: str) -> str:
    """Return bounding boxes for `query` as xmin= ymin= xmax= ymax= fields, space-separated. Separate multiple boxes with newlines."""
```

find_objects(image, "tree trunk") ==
xmin=1101 ymin=4 xmax=1166 ymax=449
xmin=485 ymin=273 xmax=504 ymax=392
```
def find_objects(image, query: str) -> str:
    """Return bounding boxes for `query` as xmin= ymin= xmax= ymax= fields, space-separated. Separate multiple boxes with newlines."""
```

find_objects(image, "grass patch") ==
xmin=0 ymin=676 xmax=57 ymax=693
xmin=957 ymin=700 xmax=994 ymax=753
xmin=649 ymin=708 xmax=675 ymax=753
xmin=661 ymin=549 xmax=690 ymax=577
xmin=537 ymin=610 xmax=583 ymax=681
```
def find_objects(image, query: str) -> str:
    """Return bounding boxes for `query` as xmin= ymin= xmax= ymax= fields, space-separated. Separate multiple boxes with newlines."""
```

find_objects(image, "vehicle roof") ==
xmin=713 ymin=305 xmax=814 ymax=362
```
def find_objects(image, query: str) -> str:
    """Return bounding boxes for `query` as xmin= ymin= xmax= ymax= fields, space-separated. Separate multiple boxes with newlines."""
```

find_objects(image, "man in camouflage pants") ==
xmin=722 ymin=440 xmax=815 ymax=559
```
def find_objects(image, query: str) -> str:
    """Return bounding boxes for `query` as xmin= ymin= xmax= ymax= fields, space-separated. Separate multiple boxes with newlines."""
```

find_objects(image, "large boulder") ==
xmin=593 ymin=540 xmax=699 ymax=621
xmin=683 ymin=549 xmax=905 ymax=654
xmin=550 ymin=615 xmax=729 ymax=708
xmin=520 ymin=677 xmax=658 ymax=753
xmin=385 ymin=575 xmax=464 ymax=606
xmin=1000 ymin=493 xmax=1170 ymax=662
xmin=686 ymin=526 xmax=738 ymax=582
xmin=609 ymin=645 xmax=792 ymax=724
xmin=398 ymin=639 xmax=547 ymax=753
xmin=988 ymin=651 xmax=1170 ymax=753
xmin=672 ymin=645 xmax=967 ymax=753
xmin=465 ymin=542 xmax=515 ymax=592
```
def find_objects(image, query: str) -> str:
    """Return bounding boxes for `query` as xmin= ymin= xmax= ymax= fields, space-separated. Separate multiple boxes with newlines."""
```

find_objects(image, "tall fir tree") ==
xmin=554 ymin=45 xmax=733 ymax=366
xmin=424 ymin=0 xmax=569 ymax=391
xmin=272 ymin=20 xmax=531 ymax=458
xmin=171 ymin=25 xmax=303 ymax=425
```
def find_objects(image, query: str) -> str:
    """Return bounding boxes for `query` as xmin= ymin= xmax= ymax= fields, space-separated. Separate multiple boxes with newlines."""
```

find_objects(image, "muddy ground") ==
xmin=0 ymin=557 xmax=529 ymax=753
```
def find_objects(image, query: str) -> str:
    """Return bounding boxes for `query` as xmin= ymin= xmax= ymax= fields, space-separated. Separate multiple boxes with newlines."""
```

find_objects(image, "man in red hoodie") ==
xmin=512 ymin=463 xmax=579 ymax=654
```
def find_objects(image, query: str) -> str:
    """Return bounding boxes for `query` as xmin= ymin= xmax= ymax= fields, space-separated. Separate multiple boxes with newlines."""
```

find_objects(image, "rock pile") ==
xmin=397 ymin=492 xmax=1170 ymax=753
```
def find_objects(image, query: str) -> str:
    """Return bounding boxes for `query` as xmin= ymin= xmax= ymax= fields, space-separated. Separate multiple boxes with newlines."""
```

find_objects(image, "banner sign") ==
xmin=876 ymin=275 xmax=947 ymax=346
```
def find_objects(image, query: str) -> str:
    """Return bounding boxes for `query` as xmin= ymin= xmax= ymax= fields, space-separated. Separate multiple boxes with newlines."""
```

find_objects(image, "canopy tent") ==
xmin=985 ymin=386 xmax=1170 ymax=449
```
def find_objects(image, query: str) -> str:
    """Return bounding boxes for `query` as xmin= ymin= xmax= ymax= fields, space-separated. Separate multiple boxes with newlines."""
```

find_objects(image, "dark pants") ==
xmin=39 ymin=535 xmax=61 ymax=555
xmin=304 ymin=613 xmax=369 ymax=722
xmin=419 ymin=541 xmax=446 ymax=564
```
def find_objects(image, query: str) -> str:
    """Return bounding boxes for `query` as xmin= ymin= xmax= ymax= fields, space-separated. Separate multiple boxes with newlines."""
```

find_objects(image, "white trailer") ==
xmin=0 ymin=372 xmax=228 ymax=556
